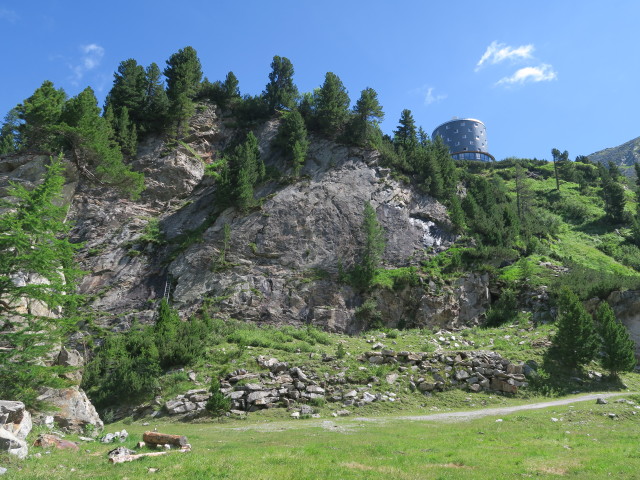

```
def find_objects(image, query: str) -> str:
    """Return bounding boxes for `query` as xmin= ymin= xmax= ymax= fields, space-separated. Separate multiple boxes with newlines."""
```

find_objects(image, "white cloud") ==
xmin=70 ymin=43 xmax=105 ymax=85
xmin=412 ymin=85 xmax=447 ymax=107
xmin=496 ymin=64 xmax=557 ymax=86
xmin=475 ymin=41 xmax=534 ymax=71
xmin=424 ymin=87 xmax=447 ymax=106
xmin=0 ymin=7 xmax=18 ymax=22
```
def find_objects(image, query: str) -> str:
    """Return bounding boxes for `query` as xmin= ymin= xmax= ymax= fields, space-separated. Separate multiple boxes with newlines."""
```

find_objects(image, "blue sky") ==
xmin=1 ymin=1 xmax=639 ymax=161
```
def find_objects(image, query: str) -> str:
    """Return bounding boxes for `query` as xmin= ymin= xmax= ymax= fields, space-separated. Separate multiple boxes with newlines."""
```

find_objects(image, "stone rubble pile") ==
xmin=220 ymin=358 xmax=326 ymax=412
xmin=361 ymin=349 xmax=531 ymax=394
xmin=164 ymin=389 xmax=211 ymax=416
xmin=160 ymin=350 xmax=534 ymax=417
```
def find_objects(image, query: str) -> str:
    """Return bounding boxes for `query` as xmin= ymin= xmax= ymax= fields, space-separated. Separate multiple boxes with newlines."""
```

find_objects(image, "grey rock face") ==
xmin=58 ymin=111 xmax=489 ymax=334
xmin=35 ymin=386 xmax=103 ymax=434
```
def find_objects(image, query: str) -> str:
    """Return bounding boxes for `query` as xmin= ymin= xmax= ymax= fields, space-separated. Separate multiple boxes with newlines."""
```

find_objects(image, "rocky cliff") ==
xmin=3 ymin=105 xmax=484 ymax=335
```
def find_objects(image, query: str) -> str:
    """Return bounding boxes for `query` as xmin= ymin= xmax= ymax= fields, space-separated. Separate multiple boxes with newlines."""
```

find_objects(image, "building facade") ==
xmin=431 ymin=118 xmax=495 ymax=162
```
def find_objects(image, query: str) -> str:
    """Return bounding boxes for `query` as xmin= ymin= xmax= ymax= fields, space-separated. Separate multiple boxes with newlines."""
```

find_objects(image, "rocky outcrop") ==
xmin=375 ymin=273 xmax=491 ymax=330
xmin=34 ymin=386 xmax=103 ymax=435
xmin=59 ymin=108 xmax=491 ymax=334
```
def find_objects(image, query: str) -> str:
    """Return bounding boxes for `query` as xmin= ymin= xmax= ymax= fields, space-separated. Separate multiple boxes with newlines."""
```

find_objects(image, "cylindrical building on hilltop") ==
xmin=431 ymin=118 xmax=495 ymax=162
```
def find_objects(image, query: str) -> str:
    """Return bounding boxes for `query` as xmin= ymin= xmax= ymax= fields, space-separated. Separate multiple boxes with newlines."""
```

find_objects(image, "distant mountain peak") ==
xmin=589 ymin=136 xmax=640 ymax=167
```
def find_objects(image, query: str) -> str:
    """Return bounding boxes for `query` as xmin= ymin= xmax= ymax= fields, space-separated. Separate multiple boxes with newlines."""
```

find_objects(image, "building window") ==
xmin=460 ymin=122 xmax=465 ymax=126
xmin=462 ymin=135 xmax=466 ymax=139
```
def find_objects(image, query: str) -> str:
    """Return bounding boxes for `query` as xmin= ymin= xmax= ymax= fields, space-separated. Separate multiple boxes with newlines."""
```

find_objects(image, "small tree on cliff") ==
xmin=352 ymin=202 xmax=386 ymax=289
xmin=595 ymin=302 xmax=637 ymax=376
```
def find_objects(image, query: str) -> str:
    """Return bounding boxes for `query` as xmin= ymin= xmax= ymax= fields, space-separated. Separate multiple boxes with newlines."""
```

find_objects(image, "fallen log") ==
xmin=143 ymin=431 xmax=188 ymax=447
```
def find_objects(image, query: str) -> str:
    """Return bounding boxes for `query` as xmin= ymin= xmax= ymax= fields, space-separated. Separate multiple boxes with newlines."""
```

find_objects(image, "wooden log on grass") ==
xmin=143 ymin=431 xmax=189 ymax=447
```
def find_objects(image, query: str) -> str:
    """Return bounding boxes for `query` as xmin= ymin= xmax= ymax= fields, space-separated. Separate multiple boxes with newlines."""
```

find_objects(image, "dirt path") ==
xmin=230 ymin=392 xmax=635 ymax=433
xmin=380 ymin=392 xmax=635 ymax=423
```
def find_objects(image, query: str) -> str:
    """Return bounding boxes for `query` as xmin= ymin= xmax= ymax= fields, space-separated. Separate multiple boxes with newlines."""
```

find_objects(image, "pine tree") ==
xmin=263 ymin=56 xmax=298 ymax=113
xmin=114 ymin=106 xmax=137 ymax=157
xmin=595 ymin=302 xmax=637 ymax=376
xmin=411 ymin=146 xmax=443 ymax=198
xmin=164 ymin=46 xmax=203 ymax=101
xmin=315 ymin=72 xmax=350 ymax=136
xmin=217 ymin=132 xmax=264 ymax=212
xmin=393 ymin=109 xmax=417 ymax=152
xmin=0 ymin=155 xmax=82 ymax=406
xmin=350 ymin=87 xmax=384 ymax=145
xmin=104 ymin=58 xmax=146 ymax=125
xmin=222 ymin=71 xmax=240 ymax=99
xmin=164 ymin=46 xmax=203 ymax=134
xmin=16 ymin=80 xmax=66 ymax=150
xmin=551 ymin=287 xmax=599 ymax=369
xmin=598 ymin=163 xmax=626 ymax=224
xmin=0 ymin=108 xmax=20 ymax=154
xmin=142 ymin=62 xmax=169 ymax=133
xmin=275 ymin=109 xmax=308 ymax=176
xmin=61 ymin=87 xmax=145 ymax=198
xmin=430 ymin=135 xmax=457 ymax=200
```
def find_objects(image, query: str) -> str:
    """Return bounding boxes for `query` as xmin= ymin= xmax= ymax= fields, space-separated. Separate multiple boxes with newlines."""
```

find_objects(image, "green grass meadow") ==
xmin=3 ymin=394 xmax=640 ymax=479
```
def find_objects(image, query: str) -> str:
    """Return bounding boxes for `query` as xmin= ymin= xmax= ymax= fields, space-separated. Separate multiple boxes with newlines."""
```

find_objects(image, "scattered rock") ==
xmin=33 ymin=434 xmax=79 ymax=451
xmin=596 ymin=398 xmax=608 ymax=405
xmin=108 ymin=446 xmax=137 ymax=458
xmin=100 ymin=430 xmax=128 ymax=443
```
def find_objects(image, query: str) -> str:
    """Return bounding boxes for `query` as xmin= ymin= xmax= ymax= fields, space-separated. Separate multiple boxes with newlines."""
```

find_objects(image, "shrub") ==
xmin=206 ymin=378 xmax=231 ymax=416
xmin=155 ymin=299 xmax=209 ymax=369
xmin=484 ymin=288 xmax=518 ymax=327
xmin=82 ymin=325 xmax=161 ymax=409
xmin=355 ymin=298 xmax=384 ymax=330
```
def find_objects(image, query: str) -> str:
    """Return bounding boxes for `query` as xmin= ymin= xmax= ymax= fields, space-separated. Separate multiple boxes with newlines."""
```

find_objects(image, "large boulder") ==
xmin=0 ymin=428 xmax=28 ymax=459
xmin=55 ymin=346 xmax=84 ymax=382
xmin=35 ymin=386 xmax=103 ymax=435
xmin=0 ymin=401 xmax=32 ymax=440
